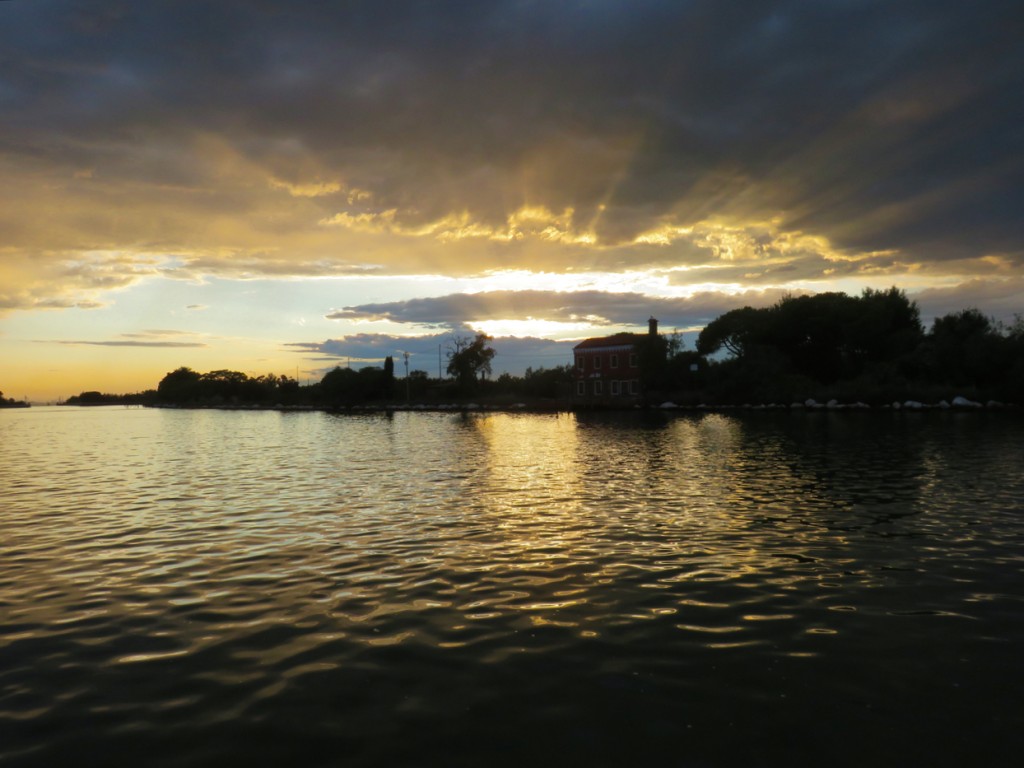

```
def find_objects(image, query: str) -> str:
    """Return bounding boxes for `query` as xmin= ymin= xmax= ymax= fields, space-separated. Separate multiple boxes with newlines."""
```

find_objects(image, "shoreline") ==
xmin=135 ymin=397 xmax=1021 ymax=414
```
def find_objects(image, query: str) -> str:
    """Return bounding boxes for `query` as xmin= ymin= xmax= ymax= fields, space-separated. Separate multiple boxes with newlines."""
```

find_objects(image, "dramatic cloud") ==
xmin=914 ymin=276 xmax=1024 ymax=325
xmin=326 ymin=289 xmax=790 ymax=332
xmin=2 ymin=1 xmax=1022 ymax=398
xmin=0 ymin=250 xmax=159 ymax=313
xmin=326 ymin=282 xmax=1024 ymax=339
xmin=287 ymin=332 xmax=576 ymax=377
xmin=1 ymin=1 xmax=1020 ymax=286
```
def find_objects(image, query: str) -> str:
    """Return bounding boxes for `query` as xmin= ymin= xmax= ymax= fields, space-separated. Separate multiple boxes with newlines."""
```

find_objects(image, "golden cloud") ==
xmin=318 ymin=203 xmax=597 ymax=246
xmin=268 ymin=177 xmax=343 ymax=198
xmin=1 ymin=120 xmax=1018 ymax=312
xmin=0 ymin=249 xmax=159 ymax=313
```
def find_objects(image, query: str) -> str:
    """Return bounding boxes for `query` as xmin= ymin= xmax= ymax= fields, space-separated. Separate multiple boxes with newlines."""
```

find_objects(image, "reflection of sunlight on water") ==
xmin=3 ymin=407 xmax=1024 ymax=766
xmin=472 ymin=411 xmax=584 ymax=513
xmin=439 ymin=411 xmax=876 ymax=640
xmin=1 ymin=409 xmax=967 ymax=644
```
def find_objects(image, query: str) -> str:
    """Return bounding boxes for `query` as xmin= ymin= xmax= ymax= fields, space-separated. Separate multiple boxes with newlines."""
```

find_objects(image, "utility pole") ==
xmin=438 ymin=344 xmax=442 ymax=380
xmin=403 ymin=351 xmax=410 ymax=403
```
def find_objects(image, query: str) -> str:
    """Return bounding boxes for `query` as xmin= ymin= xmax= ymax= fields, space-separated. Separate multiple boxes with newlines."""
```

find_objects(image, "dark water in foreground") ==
xmin=1 ymin=407 xmax=1022 ymax=766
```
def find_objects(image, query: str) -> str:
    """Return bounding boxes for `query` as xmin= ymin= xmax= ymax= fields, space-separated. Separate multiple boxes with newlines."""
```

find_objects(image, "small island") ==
xmin=64 ymin=390 xmax=157 ymax=407
xmin=0 ymin=391 xmax=30 ymax=408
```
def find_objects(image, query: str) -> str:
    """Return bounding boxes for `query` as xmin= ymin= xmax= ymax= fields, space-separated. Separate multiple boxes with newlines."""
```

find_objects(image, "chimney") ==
xmin=648 ymin=316 xmax=658 ymax=336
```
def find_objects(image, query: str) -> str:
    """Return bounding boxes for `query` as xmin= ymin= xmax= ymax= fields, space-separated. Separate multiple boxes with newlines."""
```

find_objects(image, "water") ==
xmin=1 ymin=406 xmax=1022 ymax=766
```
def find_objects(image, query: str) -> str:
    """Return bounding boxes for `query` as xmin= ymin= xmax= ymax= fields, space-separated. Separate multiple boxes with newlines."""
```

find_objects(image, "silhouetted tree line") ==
xmin=0 ymin=390 xmax=30 ymax=408
xmin=318 ymin=362 xmax=395 ymax=406
xmin=66 ymin=390 xmax=157 ymax=406
xmin=156 ymin=368 xmax=301 ymax=406
xmin=65 ymin=290 xmax=1023 ymax=410
xmin=63 ymin=333 xmax=586 ymax=409
xmin=678 ymin=288 xmax=1024 ymax=405
xmin=493 ymin=365 xmax=573 ymax=400
xmin=147 ymin=357 xmax=574 ymax=410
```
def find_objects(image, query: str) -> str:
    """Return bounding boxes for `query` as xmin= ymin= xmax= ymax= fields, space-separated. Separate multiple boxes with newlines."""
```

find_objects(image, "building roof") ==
xmin=573 ymin=332 xmax=646 ymax=351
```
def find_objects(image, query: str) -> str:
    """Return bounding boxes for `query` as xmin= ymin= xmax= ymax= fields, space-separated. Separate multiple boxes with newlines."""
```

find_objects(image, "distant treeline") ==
xmin=154 ymin=368 xmax=302 ymax=406
xmin=65 ymin=390 xmax=158 ymax=406
xmin=0 ymin=390 xmax=30 ymax=408
xmin=142 ymin=363 xmax=572 ymax=409
xmin=60 ymin=288 xmax=1024 ymax=409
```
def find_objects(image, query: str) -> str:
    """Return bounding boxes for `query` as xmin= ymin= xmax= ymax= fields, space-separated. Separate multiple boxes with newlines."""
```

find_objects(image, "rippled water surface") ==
xmin=2 ymin=407 xmax=1022 ymax=766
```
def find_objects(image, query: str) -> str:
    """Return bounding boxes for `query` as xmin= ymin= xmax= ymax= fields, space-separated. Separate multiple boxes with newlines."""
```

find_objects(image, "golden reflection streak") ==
xmin=438 ymin=413 xmax=849 ymax=640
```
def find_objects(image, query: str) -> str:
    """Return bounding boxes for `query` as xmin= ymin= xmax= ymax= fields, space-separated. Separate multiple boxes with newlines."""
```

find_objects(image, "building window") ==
xmin=629 ymin=353 xmax=639 ymax=368
xmin=610 ymin=354 xmax=619 ymax=369
xmin=593 ymin=380 xmax=603 ymax=396
xmin=576 ymin=356 xmax=584 ymax=370
xmin=576 ymin=381 xmax=585 ymax=396
xmin=594 ymin=356 xmax=601 ymax=369
xmin=610 ymin=380 xmax=620 ymax=396
xmin=629 ymin=380 xmax=639 ymax=395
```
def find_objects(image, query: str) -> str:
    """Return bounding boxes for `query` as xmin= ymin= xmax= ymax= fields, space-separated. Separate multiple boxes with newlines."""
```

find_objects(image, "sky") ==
xmin=1 ymin=1 xmax=1022 ymax=401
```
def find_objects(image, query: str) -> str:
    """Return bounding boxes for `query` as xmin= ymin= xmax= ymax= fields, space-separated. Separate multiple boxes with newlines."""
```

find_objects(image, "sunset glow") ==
xmin=1 ymin=2 xmax=1021 ymax=400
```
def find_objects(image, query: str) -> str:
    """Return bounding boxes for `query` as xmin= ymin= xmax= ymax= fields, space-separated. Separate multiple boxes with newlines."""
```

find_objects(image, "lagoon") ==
xmin=1 ymin=406 xmax=1022 ymax=766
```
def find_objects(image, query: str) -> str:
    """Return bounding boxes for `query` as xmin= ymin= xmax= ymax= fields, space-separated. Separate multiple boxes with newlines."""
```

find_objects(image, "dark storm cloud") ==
xmin=915 ymin=277 xmax=1024 ymax=326
xmin=2 ymin=0 xmax=1021 ymax=267
xmin=287 ymin=332 xmax=576 ymax=377
xmin=667 ymin=252 xmax=910 ymax=286
xmin=326 ymin=289 xmax=786 ymax=330
xmin=295 ymin=284 xmax=796 ymax=375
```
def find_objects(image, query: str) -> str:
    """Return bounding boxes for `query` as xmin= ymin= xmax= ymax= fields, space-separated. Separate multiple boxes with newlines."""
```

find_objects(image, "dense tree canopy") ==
xmin=688 ymin=288 xmax=1022 ymax=404
xmin=697 ymin=289 xmax=924 ymax=385
xmin=156 ymin=367 xmax=299 ymax=406
xmin=447 ymin=333 xmax=496 ymax=393
xmin=320 ymin=365 xmax=394 ymax=405
xmin=696 ymin=306 xmax=763 ymax=359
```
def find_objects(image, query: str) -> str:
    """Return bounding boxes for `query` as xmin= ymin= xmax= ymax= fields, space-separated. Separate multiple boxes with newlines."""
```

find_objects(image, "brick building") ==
xmin=572 ymin=317 xmax=660 ymax=402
